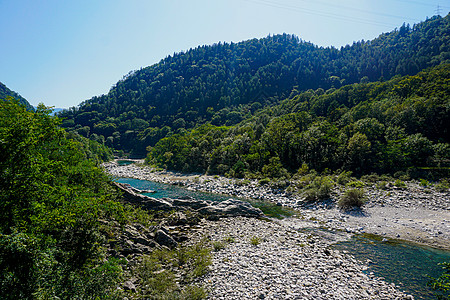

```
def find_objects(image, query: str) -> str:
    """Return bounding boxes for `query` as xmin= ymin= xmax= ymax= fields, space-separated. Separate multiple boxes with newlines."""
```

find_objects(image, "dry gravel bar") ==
xmin=190 ymin=217 xmax=412 ymax=299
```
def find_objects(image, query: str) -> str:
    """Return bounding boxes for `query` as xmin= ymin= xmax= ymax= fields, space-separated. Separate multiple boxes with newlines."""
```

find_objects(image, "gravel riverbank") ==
xmin=190 ymin=217 xmax=412 ymax=299
xmin=104 ymin=160 xmax=450 ymax=299
xmin=104 ymin=160 xmax=449 ymax=251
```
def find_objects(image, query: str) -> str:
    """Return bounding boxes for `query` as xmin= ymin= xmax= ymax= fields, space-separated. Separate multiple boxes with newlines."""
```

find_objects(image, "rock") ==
xmin=197 ymin=199 xmax=263 ymax=218
xmin=155 ymin=229 xmax=178 ymax=249
xmin=123 ymin=280 xmax=136 ymax=292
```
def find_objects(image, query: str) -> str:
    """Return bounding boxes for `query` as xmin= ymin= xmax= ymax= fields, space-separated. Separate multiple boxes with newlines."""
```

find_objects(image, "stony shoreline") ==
xmin=103 ymin=160 xmax=450 ymax=299
xmin=104 ymin=160 xmax=450 ymax=251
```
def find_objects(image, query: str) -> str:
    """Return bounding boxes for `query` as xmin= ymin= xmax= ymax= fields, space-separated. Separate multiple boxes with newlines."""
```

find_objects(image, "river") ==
xmin=117 ymin=177 xmax=450 ymax=299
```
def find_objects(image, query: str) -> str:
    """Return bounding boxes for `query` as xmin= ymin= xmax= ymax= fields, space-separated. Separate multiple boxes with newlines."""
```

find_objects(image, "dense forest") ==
xmin=147 ymin=64 xmax=450 ymax=178
xmin=59 ymin=15 xmax=450 ymax=156
xmin=0 ymin=98 xmax=121 ymax=298
xmin=0 ymin=82 xmax=34 ymax=111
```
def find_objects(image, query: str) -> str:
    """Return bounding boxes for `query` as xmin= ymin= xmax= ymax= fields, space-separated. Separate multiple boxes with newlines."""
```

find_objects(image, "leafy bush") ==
xmin=338 ymin=189 xmax=366 ymax=210
xmin=135 ymin=240 xmax=211 ymax=298
xmin=394 ymin=179 xmax=407 ymax=189
xmin=302 ymin=176 xmax=333 ymax=202
xmin=347 ymin=181 xmax=365 ymax=188
xmin=419 ymin=178 xmax=431 ymax=187
xmin=212 ymin=241 xmax=226 ymax=251
xmin=360 ymin=173 xmax=381 ymax=183
xmin=336 ymin=170 xmax=353 ymax=185
xmin=376 ymin=181 xmax=389 ymax=190
xmin=435 ymin=179 xmax=450 ymax=192
xmin=258 ymin=178 xmax=271 ymax=185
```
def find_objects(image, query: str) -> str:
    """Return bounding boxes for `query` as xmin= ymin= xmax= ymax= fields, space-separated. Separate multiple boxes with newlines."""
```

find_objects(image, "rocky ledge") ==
xmin=116 ymin=182 xmax=263 ymax=219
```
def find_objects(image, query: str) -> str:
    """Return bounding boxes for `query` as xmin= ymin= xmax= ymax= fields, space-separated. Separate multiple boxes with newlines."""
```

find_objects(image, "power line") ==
xmin=296 ymin=0 xmax=422 ymax=23
xmin=244 ymin=0 xmax=399 ymax=29
xmin=391 ymin=0 xmax=449 ymax=9
xmin=435 ymin=5 xmax=442 ymax=16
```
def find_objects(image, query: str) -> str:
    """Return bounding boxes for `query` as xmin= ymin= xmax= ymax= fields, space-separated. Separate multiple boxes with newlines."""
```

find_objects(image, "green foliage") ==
xmin=258 ymin=178 xmax=271 ymax=185
xmin=212 ymin=241 xmax=226 ymax=251
xmin=0 ymin=84 xmax=34 ymax=111
xmin=376 ymin=181 xmax=389 ymax=190
xmin=338 ymin=189 xmax=366 ymax=210
xmin=435 ymin=179 xmax=450 ymax=192
xmin=60 ymin=15 xmax=450 ymax=156
xmin=147 ymin=63 xmax=450 ymax=179
xmin=346 ymin=181 xmax=365 ymax=188
xmin=0 ymin=99 xmax=124 ymax=299
xmin=428 ymin=262 xmax=450 ymax=300
xmin=336 ymin=170 xmax=353 ymax=185
xmin=394 ymin=179 xmax=407 ymax=189
xmin=135 ymin=240 xmax=211 ymax=298
xmin=419 ymin=178 xmax=431 ymax=187
xmin=302 ymin=176 xmax=334 ymax=202
xmin=250 ymin=236 xmax=261 ymax=246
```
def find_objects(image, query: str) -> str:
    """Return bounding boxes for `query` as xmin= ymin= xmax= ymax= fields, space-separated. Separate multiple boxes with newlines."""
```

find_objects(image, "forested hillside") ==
xmin=0 ymin=82 xmax=34 ymax=111
xmin=59 ymin=15 xmax=450 ymax=156
xmin=148 ymin=64 xmax=450 ymax=177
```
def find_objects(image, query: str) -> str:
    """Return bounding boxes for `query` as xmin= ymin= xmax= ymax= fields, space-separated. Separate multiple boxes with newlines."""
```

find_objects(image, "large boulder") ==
xmin=197 ymin=199 xmax=263 ymax=218
xmin=116 ymin=182 xmax=263 ymax=218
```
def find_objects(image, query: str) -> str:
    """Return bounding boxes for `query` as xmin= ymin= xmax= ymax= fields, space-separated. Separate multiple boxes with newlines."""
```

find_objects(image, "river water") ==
xmin=117 ymin=177 xmax=450 ymax=299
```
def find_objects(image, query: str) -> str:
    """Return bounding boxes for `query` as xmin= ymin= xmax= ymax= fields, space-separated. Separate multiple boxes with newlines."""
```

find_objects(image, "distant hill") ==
xmin=148 ymin=63 xmax=450 ymax=176
xmin=0 ymin=82 xmax=34 ymax=111
xmin=60 ymin=14 xmax=450 ymax=156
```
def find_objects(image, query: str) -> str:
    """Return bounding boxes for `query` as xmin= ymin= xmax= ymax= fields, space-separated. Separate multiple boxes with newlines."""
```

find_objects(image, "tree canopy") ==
xmin=59 ymin=15 xmax=450 ymax=156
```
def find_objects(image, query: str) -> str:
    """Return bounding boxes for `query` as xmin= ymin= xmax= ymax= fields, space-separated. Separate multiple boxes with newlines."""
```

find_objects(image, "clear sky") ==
xmin=0 ymin=0 xmax=448 ymax=108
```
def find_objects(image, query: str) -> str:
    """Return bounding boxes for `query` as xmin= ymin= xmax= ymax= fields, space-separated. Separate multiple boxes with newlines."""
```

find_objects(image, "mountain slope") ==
xmin=60 ymin=14 xmax=450 ymax=156
xmin=0 ymin=82 xmax=34 ymax=111
xmin=148 ymin=64 xmax=450 ymax=176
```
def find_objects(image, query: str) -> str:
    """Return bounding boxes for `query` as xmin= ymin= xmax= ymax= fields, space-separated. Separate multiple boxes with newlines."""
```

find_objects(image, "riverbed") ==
xmin=106 ymin=160 xmax=450 ymax=299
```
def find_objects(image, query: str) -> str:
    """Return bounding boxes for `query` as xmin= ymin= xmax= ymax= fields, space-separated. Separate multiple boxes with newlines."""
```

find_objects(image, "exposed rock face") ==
xmin=155 ymin=229 xmax=178 ymax=249
xmin=115 ymin=182 xmax=263 ymax=218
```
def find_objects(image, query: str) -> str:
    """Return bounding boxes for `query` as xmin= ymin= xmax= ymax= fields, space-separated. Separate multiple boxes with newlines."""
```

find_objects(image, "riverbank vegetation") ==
xmin=0 ymin=99 xmax=211 ymax=299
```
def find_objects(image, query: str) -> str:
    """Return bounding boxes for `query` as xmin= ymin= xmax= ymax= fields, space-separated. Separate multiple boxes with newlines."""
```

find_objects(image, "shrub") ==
xmin=347 ymin=181 xmax=365 ymax=188
xmin=360 ymin=173 xmax=381 ymax=183
xmin=302 ymin=176 xmax=333 ymax=202
xmin=336 ymin=170 xmax=352 ymax=185
xmin=394 ymin=179 xmax=407 ymax=189
xmin=212 ymin=241 xmax=225 ymax=251
xmin=376 ymin=181 xmax=389 ymax=190
xmin=427 ymin=262 xmax=450 ymax=300
xmin=224 ymin=236 xmax=235 ymax=243
xmin=136 ymin=240 xmax=211 ymax=298
xmin=419 ymin=178 xmax=430 ymax=187
xmin=258 ymin=178 xmax=271 ymax=185
xmin=338 ymin=188 xmax=366 ymax=210
xmin=250 ymin=236 xmax=261 ymax=246
xmin=435 ymin=179 xmax=450 ymax=192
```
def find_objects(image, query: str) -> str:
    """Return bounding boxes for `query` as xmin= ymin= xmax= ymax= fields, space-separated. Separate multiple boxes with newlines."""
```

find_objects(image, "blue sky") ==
xmin=0 ymin=0 xmax=448 ymax=108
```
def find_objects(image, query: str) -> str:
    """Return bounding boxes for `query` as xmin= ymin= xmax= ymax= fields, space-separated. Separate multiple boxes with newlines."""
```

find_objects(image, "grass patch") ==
xmin=212 ymin=241 xmax=226 ymax=251
xmin=133 ymin=239 xmax=211 ymax=299
xmin=250 ymin=236 xmax=261 ymax=246
xmin=338 ymin=188 xmax=366 ymax=210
